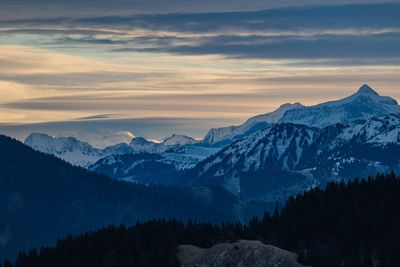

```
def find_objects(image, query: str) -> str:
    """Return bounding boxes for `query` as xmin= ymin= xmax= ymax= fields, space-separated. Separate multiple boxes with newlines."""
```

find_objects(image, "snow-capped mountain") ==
xmin=202 ymin=84 xmax=400 ymax=145
xmin=161 ymin=134 xmax=197 ymax=146
xmin=25 ymin=131 xmax=212 ymax=173
xmin=280 ymin=84 xmax=400 ymax=127
xmin=80 ymin=131 xmax=135 ymax=149
xmin=129 ymin=134 xmax=198 ymax=153
xmin=127 ymin=134 xmax=216 ymax=168
xmin=184 ymin=113 xmax=400 ymax=201
xmin=129 ymin=137 xmax=161 ymax=153
xmin=25 ymin=133 xmax=134 ymax=167
xmin=203 ymin=102 xmax=304 ymax=145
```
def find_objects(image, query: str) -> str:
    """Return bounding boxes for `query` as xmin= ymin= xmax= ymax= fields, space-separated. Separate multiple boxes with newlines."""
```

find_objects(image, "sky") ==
xmin=0 ymin=0 xmax=400 ymax=144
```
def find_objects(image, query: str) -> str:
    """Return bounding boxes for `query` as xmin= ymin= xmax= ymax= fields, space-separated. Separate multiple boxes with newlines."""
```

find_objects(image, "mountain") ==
xmin=162 ymin=144 xmax=221 ymax=169
xmin=129 ymin=134 xmax=197 ymax=154
xmin=202 ymin=84 xmax=400 ymax=145
xmin=89 ymin=153 xmax=180 ymax=185
xmin=87 ymin=84 xmax=400 ymax=190
xmin=183 ymin=113 xmax=400 ymax=201
xmin=280 ymin=84 xmax=400 ymax=127
xmin=77 ymin=130 xmax=135 ymax=149
xmin=203 ymin=102 xmax=304 ymax=145
xmin=126 ymin=135 xmax=219 ymax=170
xmin=161 ymin=134 xmax=197 ymax=146
xmin=25 ymin=133 xmax=215 ymax=180
xmin=25 ymin=133 xmax=134 ymax=167
xmin=89 ymin=144 xmax=221 ymax=183
xmin=0 ymin=135 xmax=267 ymax=261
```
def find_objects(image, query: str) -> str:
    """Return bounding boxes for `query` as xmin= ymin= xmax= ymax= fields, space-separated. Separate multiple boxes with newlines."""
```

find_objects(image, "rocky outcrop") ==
xmin=178 ymin=240 xmax=306 ymax=267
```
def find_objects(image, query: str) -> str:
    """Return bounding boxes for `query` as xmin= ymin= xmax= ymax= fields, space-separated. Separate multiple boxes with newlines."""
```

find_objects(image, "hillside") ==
xmin=4 ymin=173 xmax=400 ymax=267
xmin=0 ymin=135 xmax=265 ymax=261
xmin=184 ymin=114 xmax=400 ymax=201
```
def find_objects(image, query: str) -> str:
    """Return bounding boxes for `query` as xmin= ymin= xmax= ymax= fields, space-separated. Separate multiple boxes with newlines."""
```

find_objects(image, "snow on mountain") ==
xmin=203 ymin=102 xmax=304 ymax=145
xmin=25 ymin=132 xmax=206 ymax=173
xmin=161 ymin=134 xmax=197 ymax=146
xmin=163 ymin=144 xmax=221 ymax=169
xmin=129 ymin=137 xmax=161 ymax=153
xmin=90 ymin=131 xmax=135 ymax=148
xmin=202 ymin=84 xmax=400 ymax=145
xmin=90 ymin=143 xmax=221 ymax=183
xmin=280 ymin=84 xmax=400 ymax=127
xmin=89 ymin=135 xmax=210 ymax=180
xmin=185 ymin=113 xmax=400 ymax=201
xmin=89 ymin=153 xmax=180 ymax=185
xmin=338 ymin=114 xmax=400 ymax=144
xmin=129 ymin=134 xmax=198 ymax=154
xmin=102 ymin=143 xmax=135 ymax=155
xmin=25 ymin=133 xmax=134 ymax=167
xmin=74 ymin=130 xmax=135 ymax=149
xmin=187 ymin=124 xmax=321 ymax=198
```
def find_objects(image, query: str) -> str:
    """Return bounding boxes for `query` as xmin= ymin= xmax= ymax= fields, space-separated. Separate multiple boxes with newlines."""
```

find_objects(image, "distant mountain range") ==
xmin=23 ymin=84 xmax=400 ymax=201
xmin=25 ymin=133 xmax=206 ymax=168
xmin=25 ymin=133 xmax=135 ymax=167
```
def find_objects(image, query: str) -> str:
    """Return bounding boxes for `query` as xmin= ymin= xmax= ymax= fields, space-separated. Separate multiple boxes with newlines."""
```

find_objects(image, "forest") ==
xmin=3 ymin=172 xmax=400 ymax=267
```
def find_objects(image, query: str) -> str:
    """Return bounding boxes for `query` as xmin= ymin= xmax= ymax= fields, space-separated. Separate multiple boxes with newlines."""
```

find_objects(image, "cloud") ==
xmin=0 ymin=0 xmax=390 ymax=20
xmin=77 ymin=114 xmax=119 ymax=120
xmin=161 ymin=32 xmax=400 ymax=61
xmin=2 ymin=4 xmax=400 ymax=63
xmin=1 ymin=3 xmax=400 ymax=139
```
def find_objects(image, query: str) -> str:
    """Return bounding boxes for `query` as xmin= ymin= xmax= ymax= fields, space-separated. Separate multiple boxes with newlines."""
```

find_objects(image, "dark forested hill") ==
xmin=3 ymin=173 xmax=400 ymax=267
xmin=0 ymin=135 xmax=265 ymax=261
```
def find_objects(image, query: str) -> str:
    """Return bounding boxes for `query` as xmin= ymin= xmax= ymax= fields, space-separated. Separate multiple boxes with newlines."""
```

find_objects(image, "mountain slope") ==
xmin=202 ymin=84 xmax=400 ymax=145
xmin=0 ymin=135 xmax=266 ymax=261
xmin=203 ymin=102 xmax=304 ymax=145
xmin=89 ymin=144 xmax=222 ymax=183
xmin=280 ymin=84 xmax=400 ymax=127
xmin=184 ymin=114 xmax=400 ymax=201
xmin=25 ymin=133 xmax=134 ymax=167
xmin=161 ymin=134 xmax=197 ymax=146
xmin=7 ymin=174 xmax=400 ymax=267
xmin=89 ymin=153 xmax=180 ymax=185
xmin=129 ymin=134 xmax=197 ymax=153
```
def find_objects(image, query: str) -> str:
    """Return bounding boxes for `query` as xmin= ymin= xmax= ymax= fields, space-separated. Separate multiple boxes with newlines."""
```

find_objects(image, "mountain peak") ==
xmin=130 ymin=137 xmax=153 ymax=145
xmin=279 ymin=102 xmax=304 ymax=109
xmin=161 ymin=134 xmax=196 ymax=146
xmin=356 ymin=84 xmax=379 ymax=96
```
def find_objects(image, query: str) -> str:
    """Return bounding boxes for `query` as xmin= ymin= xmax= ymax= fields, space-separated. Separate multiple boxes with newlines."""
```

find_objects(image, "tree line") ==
xmin=3 ymin=172 xmax=400 ymax=267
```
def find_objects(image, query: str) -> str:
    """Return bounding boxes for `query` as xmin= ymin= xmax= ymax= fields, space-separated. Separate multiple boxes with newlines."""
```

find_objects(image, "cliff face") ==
xmin=178 ymin=240 xmax=306 ymax=267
